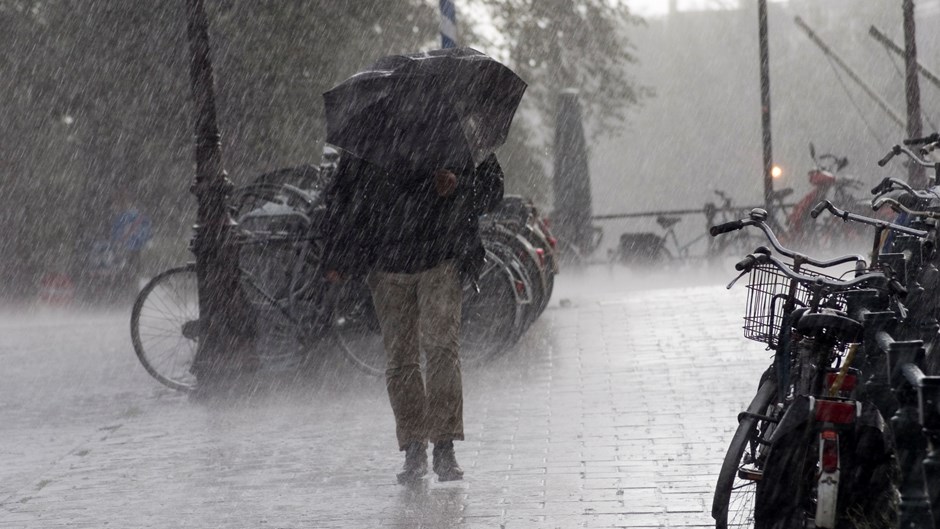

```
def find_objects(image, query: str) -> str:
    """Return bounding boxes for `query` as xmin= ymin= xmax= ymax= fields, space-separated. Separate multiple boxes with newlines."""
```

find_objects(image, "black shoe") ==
xmin=432 ymin=440 xmax=464 ymax=482
xmin=397 ymin=441 xmax=428 ymax=485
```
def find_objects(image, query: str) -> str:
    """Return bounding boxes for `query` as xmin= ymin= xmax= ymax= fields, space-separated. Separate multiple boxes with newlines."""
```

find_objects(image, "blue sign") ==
xmin=110 ymin=208 xmax=152 ymax=252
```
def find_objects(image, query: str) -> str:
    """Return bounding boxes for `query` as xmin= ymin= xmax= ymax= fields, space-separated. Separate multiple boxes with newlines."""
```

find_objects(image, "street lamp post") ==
xmin=758 ymin=0 xmax=774 ymax=217
xmin=185 ymin=0 xmax=254 ymax=385
xmin=903 ymin=0 xmax=927 ymax=188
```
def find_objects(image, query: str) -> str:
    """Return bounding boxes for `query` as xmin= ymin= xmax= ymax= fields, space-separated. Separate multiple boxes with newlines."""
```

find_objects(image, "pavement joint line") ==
xmin=2 ymin=277 xmax=767 ymax=527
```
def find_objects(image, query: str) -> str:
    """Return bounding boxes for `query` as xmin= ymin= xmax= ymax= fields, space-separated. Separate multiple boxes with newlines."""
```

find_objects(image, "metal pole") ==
xmin=795 ymin=16 xmax=906 ymax=129
xmin=887 ymin=342 xmax=933 ymax=529
xmin=869 ymin=25 xmax=940 ymax=92
xmin=758 ymin=0 xmax=774 ymax=216
xmin=904 ymin=0 xmax=927 ymax=188
xmin=185 ymin=0 xmax=253 ymax=385
xmin=919 ymin=376 xmax=940 ymax=526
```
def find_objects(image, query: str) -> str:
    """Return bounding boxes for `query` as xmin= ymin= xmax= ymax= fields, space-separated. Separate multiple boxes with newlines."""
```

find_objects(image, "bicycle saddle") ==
xmin=656 ymin=216 xmax=681 ymax=230
xmin=796 ymin=310 xmax=864 ymax=344
xmin=771 ymin=187 xmax=794 ymax=200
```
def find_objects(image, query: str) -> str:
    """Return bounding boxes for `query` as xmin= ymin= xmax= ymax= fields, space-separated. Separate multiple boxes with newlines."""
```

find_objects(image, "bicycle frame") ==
xmin=715 ymin=135 xmax=940 ymax=529
xmin=711 ymin=210 xmax=905 ymax=529
xmin=236 ymin=231 xmax=326 ymax=332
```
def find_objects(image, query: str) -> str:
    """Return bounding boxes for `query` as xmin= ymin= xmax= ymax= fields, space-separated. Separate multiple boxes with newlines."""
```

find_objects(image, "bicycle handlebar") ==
xmin=739 ymin=252 xmax=887 ymax=292
xmin=810 ymin=200 xmax=929 ymax=238
xmin=903 ymin=132 xmax=940 ymax=146
xmin=735 ymin=254 xmax=757 ymax=271
xmin=810 ymin=201 xmax=829 ymax=219
xmin=710 ymin=208 xmax=866 ymax=268
xmin=871 ymin=178 xmax=892 ymax=196
xmin=869 ymin=177 xmax=938 ymax=205
xmin=709 ymin=220 xmax=745 ymax=236
xmin=922 ymin=142 xmax=940 ymax=157
xmin=871 ymin=176 xmax=918 ymax=196
xmin=872 ymin=196 xmax=940 ymax=220
xmin=734 ymin=247 xmax=770 ymax=271
xmin=878 ymin=146 xmax=900 ymax=167
xmin=879 ymin=144 xmax=940 ymax=170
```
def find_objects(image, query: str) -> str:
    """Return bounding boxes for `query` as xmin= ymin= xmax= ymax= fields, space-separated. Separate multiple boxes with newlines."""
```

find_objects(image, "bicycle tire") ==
xmin=485 ymin=227 xmax=547 ymax=324
xmin=234 ymin=183 xmax=325 ymax=356
xmin=482 ymin=238 xmax=536 ymax=327
xmin=754 ymin=404 xmax=898 ymax=529
xmin=461 ymin=250 xmax=525 ymax=360
xmin=130 ymin=265 xmax=199 ymax=392
xmin=752 ymin=340 xmax=898 ymax=529
xmin=713 ymin=378 xmax=778 ymax=529
xmin=333 ymin=250 xmax=527 ymax=376
xmin=329 ymin=280 xmax=386 ymax=376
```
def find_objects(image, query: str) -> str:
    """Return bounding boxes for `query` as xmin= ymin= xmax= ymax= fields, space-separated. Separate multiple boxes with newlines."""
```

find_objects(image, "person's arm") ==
xmin=320 ymin=157 xmax=360 ymax=278
xmin=468 ymin=154 xmax=504 ymax=214
xmin=321 ymin=157 xmax=391 ymax=280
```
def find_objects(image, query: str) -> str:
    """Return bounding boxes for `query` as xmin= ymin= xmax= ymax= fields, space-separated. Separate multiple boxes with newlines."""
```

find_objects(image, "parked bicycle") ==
xmin=130 ymin=166 xmax=556 ymax=389
xmin=709 ymin=206 xmax=919 ymax=529
xmin=612 ymin=214 xmax=699 ymax=265
xmin=781 ymin=144 xmax=870 ymax=251
xmin=872 ymin=138 xmax=940 ymax=368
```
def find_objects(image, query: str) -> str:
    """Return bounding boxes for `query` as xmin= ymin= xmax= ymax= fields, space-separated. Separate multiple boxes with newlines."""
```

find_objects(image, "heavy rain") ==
xmin=3 ymin=1 xmax=940 ymax=528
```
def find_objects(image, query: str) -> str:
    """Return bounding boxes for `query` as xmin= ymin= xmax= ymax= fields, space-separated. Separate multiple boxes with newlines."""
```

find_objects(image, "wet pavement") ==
xmin=0 ymin=266 xmax=769 ymax=528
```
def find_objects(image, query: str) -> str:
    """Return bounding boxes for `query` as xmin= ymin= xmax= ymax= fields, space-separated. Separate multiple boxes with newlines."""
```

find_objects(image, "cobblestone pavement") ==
xmin=0 ymin=266 xmax=770 ymax=528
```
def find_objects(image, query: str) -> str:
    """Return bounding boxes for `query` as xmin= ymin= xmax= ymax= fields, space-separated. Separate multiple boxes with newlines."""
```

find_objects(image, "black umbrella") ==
xmin=323 ymin=47 xmax=526 ymax=173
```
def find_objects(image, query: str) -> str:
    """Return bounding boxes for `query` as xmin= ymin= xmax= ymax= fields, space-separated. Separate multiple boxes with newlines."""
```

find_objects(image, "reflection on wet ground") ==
xmin=0 ymin=267 xmax=765 ymax=528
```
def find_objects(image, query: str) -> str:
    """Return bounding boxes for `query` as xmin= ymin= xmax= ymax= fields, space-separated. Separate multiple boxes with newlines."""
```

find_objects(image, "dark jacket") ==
xmin=320 ymin=153 xmax=503 ymax=281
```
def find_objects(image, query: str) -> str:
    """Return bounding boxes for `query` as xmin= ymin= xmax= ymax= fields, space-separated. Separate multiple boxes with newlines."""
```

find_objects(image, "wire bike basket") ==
xmin=743 ymin=262 xmax=845 ymax=348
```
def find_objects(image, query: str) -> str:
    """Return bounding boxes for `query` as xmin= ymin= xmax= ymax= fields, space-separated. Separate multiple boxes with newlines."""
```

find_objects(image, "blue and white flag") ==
xmin=440 ymin=0 xmax=457 ymax=48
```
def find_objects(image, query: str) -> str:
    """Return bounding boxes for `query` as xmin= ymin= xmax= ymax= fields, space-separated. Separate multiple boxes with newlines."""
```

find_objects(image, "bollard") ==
xmin=887 ymin=340 xmax=933 ymax=528
xmin=918 ymin=375 xmax=940 ymax=528
xmin=857 ymin=308 xmax=898 ymax=418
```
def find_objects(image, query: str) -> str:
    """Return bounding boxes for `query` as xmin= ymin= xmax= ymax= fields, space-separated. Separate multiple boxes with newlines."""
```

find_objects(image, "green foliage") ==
xmin=206 ymin=0 xmax=439 ymax=175
xmin=478 ymin=0 xmax=649 ymax=140
xmin=464 ymin=0 xmax=649 ymax=206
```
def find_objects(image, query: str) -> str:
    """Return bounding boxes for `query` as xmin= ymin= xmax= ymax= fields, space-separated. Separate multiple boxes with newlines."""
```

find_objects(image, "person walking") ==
xmin=321 ymin=151 xmax=503 ymax=484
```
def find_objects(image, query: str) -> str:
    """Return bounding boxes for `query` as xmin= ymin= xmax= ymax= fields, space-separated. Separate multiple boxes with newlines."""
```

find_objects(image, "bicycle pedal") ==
xmin=737 ymin=467 xmax=763 ymax=481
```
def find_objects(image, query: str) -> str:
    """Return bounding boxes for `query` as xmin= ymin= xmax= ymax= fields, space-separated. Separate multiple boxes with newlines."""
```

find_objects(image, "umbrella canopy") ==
xmin=324 ymin=47 xmax=526 ymax=173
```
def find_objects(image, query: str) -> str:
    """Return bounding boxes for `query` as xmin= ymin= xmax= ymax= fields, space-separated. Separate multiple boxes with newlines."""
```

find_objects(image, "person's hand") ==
xmin=434 ymin=169 xmax=457 ymax=197
xmin=325 ymin=270 xmax=344 ymax=283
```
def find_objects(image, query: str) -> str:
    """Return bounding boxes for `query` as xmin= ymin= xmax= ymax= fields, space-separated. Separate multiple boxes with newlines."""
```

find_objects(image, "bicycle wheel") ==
xmin=333 ymin=254 xmax=527 ymax=376
xmin=461 ymin=250 xmax=525 ymax=362
xmin=330 ymin=280 xmax=386 ymax=376
xmin=713 ymin=378 xmax=778 ymax=529
xmin=485 ymin=227 xmax=546 ymax=325
xmin=754 ymin=402 xmax=898 ymax=529
xmin=237 ymin=234 xmax=318 ymax=344
xmin=235 ymin=185 xmax=324 ymax=357
xmin=130 ymin=265 xmax=199 ymax=392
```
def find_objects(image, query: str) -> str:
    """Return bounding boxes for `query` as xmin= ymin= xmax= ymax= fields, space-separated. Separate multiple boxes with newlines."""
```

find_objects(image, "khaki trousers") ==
xmin=367 ymin=260 xmax=464 ymax=450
